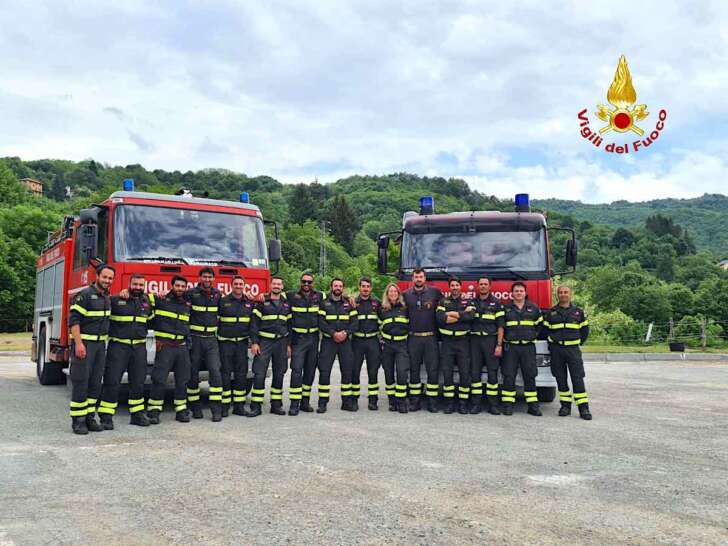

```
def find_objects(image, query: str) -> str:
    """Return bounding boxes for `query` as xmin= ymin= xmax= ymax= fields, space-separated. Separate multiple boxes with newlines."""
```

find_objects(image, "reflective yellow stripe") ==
xmin=436 ymin=306 xmax=446 ymax=311
xmin=354 ymin=331 xmax=378 ymax=338
xmin=357 ymin=314 xmax=379 ymax=320
xmin=217 ymin=335 xmax=249 ymax=342
xmin=219 ymin=316 xmax=251 ymax=323
xmin=190 ymin=324 xmax=218 ymax=332
xmin=258 ymin=331 xmax=283 ymax=339
xmin=155 ymin=331 xmax=185 ymax=340
xmin=580 ymin=320 xmax=589 ymax=327
xmin=381 ymin=332 xmax=407 ymax=341
xmin=191 ymin=305 xmax=218 ymax=312
xmin=80 ymin=334 xmax=108 ymax=341
xmin=438 ymin=329 xmax=468 ymax=336
xmin=109 ymin=337 xmax=146 ymax=345
xmin=155 ymin=309 xmax=190 ymax=321
xmin=70 ymin=400 xmax=87 ymax=408
xmin=292 ymin=327 xmax=319 ymax=334
xmin=110 ymin=315 xmax=147 ymax=323
xmin=291 ymin=306 xmax=318 ymax=313
xmin=476 ymin=313 xmax=497 ymax=320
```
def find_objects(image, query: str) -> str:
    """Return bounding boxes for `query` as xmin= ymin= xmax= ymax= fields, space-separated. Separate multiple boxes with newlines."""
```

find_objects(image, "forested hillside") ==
xmin=1 ymin=157 xmax=727 ymax=347
xmin=533 ymin=195 xmax=728 ymax=256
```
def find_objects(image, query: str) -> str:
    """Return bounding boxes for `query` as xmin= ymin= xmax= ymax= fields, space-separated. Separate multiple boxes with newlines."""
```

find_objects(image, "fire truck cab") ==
xmin=377 ymin=194 xmax=578 ymax=402
xmin=32 ymin=181 xmax=281 ymax=385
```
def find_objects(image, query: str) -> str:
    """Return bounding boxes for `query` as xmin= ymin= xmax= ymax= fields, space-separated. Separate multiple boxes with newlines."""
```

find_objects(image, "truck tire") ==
xmin=36 ymin=327 xmax=66 ymax=386
xmin=537 ymin=387 xmax=556 ymax=403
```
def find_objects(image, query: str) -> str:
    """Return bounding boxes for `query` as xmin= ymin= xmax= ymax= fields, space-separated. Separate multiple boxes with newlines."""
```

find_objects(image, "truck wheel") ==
xmin=537 ymin=387 xmax=556 ymax=403
xmin=36 ymin=327 xmax=66 ymax=386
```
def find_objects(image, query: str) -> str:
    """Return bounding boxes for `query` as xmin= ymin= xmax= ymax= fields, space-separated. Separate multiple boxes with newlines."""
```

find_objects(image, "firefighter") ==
xmin=186 ymin=267 xmax=224 ymax=422
xmin=248 ymin=277 xmax=291 ymax=417
xmin=469 ymin=277 xmax=505 ymax=415
xmin=317 ymin=278 xmax=358 ymax=413
xmin=544 ymin=285 xmax=592 ymax=420
xmin=378 ymin=283 xmax=410 ymax=413
xmin=98 ymin=273 xmax=152 ymax=430
xmin=402 ymin=269 xmax=443 ymax=413
xmin=436 ymin=277 xmax=475 ymax=414
xmin=146 ymin=275 xmax=192 ymax=424
xmin=68 ymin=264 xmax=114 ymax=435
xmin=352 ymin=277 xmax=381 ymax=411
xmin=501 ymin=282 xmax=543 ymax=416
xmin=217 ymin=275 xmax=255 ymax=417
xmin=287 ymin=272 xmax=324 ymax=415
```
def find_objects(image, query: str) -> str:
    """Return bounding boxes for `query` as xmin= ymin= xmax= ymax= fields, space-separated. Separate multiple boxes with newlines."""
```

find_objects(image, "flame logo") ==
xmin=595 ymin=55 xmax=649 ymax=136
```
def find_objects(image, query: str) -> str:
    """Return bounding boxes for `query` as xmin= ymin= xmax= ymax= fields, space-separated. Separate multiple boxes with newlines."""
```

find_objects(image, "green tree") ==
xmin=326 ymin=195 xmax=360 ymax=253
xmin=616 ymin=284 xmax=672 ymax=324
xmin=0 ymin=161 xmax=28 ymax=206
xmin=287 ymin=184 xmax=317 ymax=225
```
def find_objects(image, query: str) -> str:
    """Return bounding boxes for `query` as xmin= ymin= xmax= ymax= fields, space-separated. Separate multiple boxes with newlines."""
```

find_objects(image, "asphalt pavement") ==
xmin=0 ymin=356 xmax=726 ymax=545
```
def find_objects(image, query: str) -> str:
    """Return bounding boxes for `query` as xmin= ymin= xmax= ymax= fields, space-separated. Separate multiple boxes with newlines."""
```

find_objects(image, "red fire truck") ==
xmin=377 ymin=194 xmax=577 ymax=402
xmin=31 ymin=180 xmax=281 ymax=385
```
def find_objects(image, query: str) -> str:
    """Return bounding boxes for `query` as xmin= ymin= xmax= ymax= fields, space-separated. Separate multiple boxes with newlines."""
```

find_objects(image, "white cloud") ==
xmin=0 ymin=0 xmax=726 ymax=201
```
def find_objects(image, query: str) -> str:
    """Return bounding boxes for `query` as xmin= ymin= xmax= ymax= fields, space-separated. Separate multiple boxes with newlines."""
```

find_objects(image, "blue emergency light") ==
xmin=515 ymin=193 xmax=530 ymax=212
xmin=123 ymin=178 xmax=135 ymax=191
xmin=240 ymin=191 xmax=250 ymax=203
xmin=419 ymin=195 xmax=434 ymax=215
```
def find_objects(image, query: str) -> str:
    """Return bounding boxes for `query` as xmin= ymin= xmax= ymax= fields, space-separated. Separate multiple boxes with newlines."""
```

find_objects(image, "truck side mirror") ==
xmin=565 ymin=239 xmax=578 ymax=268
xmin=268 ymin=238 xmax=282 ymax=262
xmin=80 ymin=224 xmax=98 ymax=263
xmin=377 ymin=235 xmax=389 ymax=274
xmin=79 ymin=207 xmax=99 ymax=225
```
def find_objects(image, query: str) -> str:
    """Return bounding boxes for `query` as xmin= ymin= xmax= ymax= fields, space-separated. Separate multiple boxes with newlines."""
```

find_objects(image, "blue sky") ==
xmin=1 ymin=1 xmax=727 ymax=203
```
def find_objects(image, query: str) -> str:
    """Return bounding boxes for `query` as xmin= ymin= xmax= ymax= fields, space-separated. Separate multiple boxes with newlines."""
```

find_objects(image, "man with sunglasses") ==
xmin=286 ymin=272 xmax=324 ymax=415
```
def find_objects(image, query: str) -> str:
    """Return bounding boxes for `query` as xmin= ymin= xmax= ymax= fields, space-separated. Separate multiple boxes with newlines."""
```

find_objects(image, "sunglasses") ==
xmin=301 ymin=280 xmax=313 ymax=285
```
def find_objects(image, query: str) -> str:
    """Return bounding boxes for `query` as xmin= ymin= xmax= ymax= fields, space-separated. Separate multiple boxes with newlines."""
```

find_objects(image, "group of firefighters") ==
xmin=66 ymin=265 xmax=592 ymax=435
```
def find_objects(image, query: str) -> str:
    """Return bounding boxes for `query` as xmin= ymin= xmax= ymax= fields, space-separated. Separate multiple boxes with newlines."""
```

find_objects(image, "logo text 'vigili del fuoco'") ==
xmin=577 ymin=55 xmax=667 ymax=154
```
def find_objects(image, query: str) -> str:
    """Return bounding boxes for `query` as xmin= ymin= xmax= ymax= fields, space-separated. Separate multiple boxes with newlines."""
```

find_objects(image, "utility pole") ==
xmin=701 ymin=317 xmax=707 ymax=351
xmin=319 ymin=220 xmax=327 ymax=277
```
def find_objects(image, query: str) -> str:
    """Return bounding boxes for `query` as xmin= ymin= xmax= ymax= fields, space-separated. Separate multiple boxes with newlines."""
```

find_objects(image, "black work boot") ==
xmin=86 ymin=413 xmax=103 ymax=432
xmin=527 ymin=402 xmax=543 ymax=416
xmin=341 ymin=397 xmax=353 ymax=412
xmin=72 ymin=416 xmax=88 ymax=435
xmin=288 ymin=400 xmax=300 ymax=416
xmin=300 ymin=398 xmax=314 ymax=413
xmin=351 ymin=397 xmax=359 ymax=412
xmin=426 ymin=397 xmax=439 ymax=413
xmin=578 ymin=403 xmax=593 ymax=421
xmin=270 ymin=400 xmax=286 ymax=416
xmin=469 ymin=397 xmax=482 ymax=415
xmin=409 ymin=396 xmax=421 ymax=412
xmin=130 ymin=411 xmax=150 ymax=427
xmin=457 ymin=399 xmax=469 ymax=415
xmin=176 ymin=409 xmax=191 ymax=423
xmin=211 ymin=402 xmax=223 ymax=422
xmin=221 ymin=403 xmax=230 ymax=418
xmin=487 ymin=396 xmax=501 ymax=415
xmin=368 ymin=395 xmax=378 ymax=411
xmin=148 ymin=410 xmax=161 ymax=425
xmin=191 ymin=401 xmax=204 ymax=420
xmin=443 ymin=399 xmax=455 ymax=414
xmin=316 ymin=399 xmax=328 ymax=414
xmin=502 ymin=403 xmax=514 ymax=416
xmin=99 ymin=413 xmax=114 ymax=430
xmin=388 ymin=395 xmax=397 ymax=412
xmin=398 ymin=398 xmax=409 ymax=414
xmin=246 ymin=402 xmax=262 ymax=417
xmin=232 ymin=402 xmax=246 ymax=416
xmin=558 ymin=402 xmax=572 ymax=417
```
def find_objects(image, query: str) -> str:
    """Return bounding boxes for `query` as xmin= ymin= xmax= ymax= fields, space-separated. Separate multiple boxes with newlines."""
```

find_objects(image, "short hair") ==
xmin=448 ymin=276 xmax=461 ymax=286
xmin=171 ymin=275 xmax=188 ymax=286
xmin=199 ymin=267 xmax=215 ymax=277
xmin=511 ymin=281 xmax=527 ymax=292
xmin=96 ymin=264 xmax=115 ymax=276
xmin=271 ymin=276 xmax=284 ymax=283
xmin=232 ymin=275 xmax=246 ymax=283
xmin=300 ymin=272 xmax=314 ymax=280
xmin=129 ymin=273 xmax=145 ymax=282
xmin=359 ymin=276 xmax=372 ymax=286
xmin=478 ymin=277 xmax=491 ymax=284
xmin=412 ymin=268 xmax=426 ymax=276
xmin=330 ymin=277 xmax=344 ymax=287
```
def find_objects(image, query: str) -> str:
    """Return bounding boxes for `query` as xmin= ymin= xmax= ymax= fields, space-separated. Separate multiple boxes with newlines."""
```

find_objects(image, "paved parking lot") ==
xmin=0 ymin=356 xmax=727 ymax=545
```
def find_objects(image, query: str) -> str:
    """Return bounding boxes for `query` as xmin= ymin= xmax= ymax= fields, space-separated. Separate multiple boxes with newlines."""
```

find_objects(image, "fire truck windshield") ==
xmin=401 ymin=229 xmax=547 ymax=276
xmin=114 ymin=205 xmax=268 ymax=268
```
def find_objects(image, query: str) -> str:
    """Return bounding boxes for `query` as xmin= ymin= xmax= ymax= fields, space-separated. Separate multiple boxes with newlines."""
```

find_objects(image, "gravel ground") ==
xmin=0 ymin=356 xmax=726 ymax=545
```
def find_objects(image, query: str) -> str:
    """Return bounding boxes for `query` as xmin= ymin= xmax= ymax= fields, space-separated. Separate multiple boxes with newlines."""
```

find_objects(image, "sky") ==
xmin=1 ymin=0 xmax=727 ymax=203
